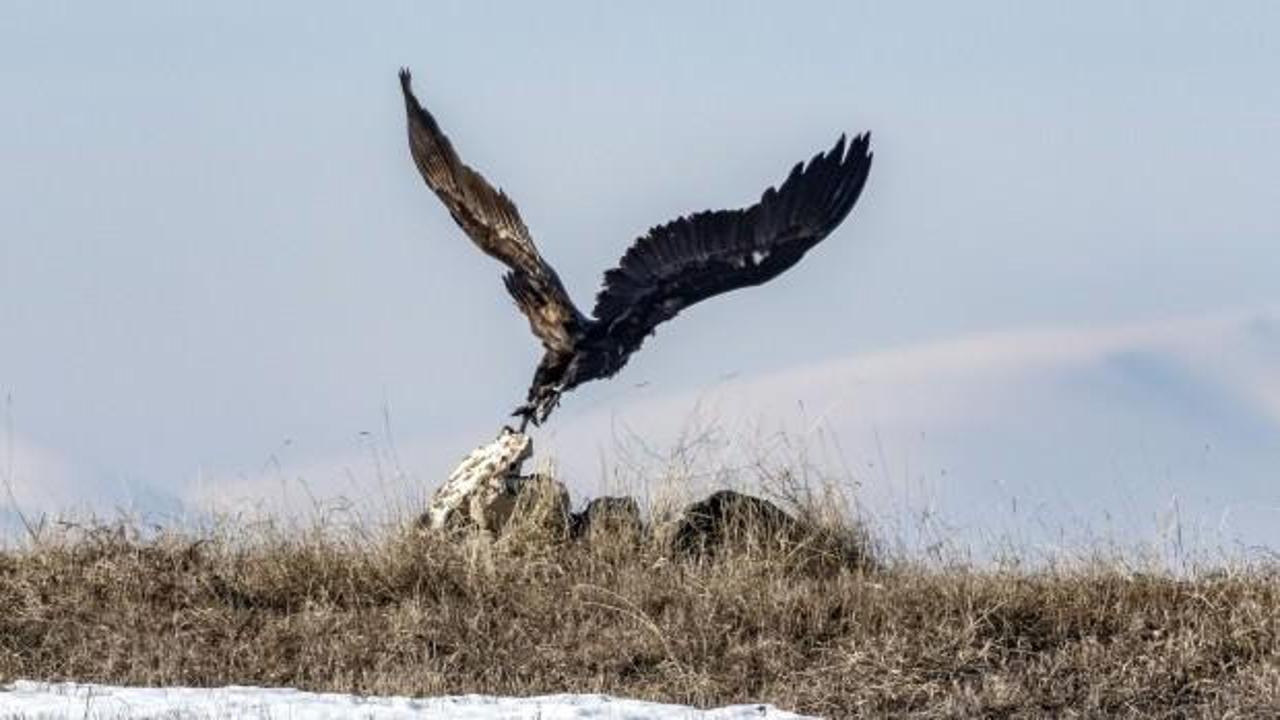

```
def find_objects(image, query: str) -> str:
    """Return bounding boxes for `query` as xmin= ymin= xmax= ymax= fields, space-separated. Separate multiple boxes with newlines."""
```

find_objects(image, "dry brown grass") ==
xmin=0 ymin=503 xmax=1277 ymax=718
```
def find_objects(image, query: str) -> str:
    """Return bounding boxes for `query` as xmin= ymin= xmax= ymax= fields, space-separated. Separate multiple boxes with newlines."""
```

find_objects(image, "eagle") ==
xmin=399 ymin=68 xmax=873 ymax=430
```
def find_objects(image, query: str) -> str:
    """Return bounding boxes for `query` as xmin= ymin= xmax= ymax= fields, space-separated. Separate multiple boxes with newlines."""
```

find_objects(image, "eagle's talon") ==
xmin=510 ymin=404 xmax=539 ymax=433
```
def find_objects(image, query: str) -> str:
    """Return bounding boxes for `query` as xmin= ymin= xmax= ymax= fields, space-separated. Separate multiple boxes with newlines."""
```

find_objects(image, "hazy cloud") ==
xmin=171 ymin=305 xmax=1280 ymax=554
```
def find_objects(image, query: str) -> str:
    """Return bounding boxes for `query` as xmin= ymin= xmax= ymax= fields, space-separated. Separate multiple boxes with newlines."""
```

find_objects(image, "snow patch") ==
xmin=0 ymin=681 xmax=816 ymax=719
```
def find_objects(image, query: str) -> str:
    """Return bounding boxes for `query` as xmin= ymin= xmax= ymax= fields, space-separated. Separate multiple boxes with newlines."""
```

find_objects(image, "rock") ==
xmin=419 ymin=428 xmax=573 ymax=541
xmin=499 ymin=471 xmax=572 ymax=543
xmin=666 ymin=490 xmax=801 ymax=557
xmin=419 ymin=428 xmax=532 ymax=534
xmin=569 ymin=496 xmax=643 ymax=541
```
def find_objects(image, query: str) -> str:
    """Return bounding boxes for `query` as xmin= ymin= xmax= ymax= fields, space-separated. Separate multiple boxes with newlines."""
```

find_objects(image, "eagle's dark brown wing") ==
xmin=400 ymin=68 xmax=583 ymax=355
xmin=591 ymin=133 xmax=872 ymax=354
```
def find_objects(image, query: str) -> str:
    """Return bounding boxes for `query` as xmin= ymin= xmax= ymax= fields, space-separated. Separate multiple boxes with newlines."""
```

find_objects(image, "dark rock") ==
xmin=569 ymin=496 xmax=643 ymax=541
xmin=668 ymin=490 xmax=801 ymax=556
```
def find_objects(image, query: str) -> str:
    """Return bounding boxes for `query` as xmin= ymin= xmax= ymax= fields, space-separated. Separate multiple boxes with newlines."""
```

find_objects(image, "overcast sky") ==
xmin=2 ymin=2 xmax=1278 ymax=557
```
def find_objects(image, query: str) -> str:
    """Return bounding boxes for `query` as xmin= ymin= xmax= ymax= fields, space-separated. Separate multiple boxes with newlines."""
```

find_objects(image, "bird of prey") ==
xmin=399 ymin=68 xmax=873 ymax=430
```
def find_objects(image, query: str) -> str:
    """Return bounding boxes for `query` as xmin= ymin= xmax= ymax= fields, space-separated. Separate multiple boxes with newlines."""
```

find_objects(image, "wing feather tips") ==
xmin=754 ymin=132 xmax=870 ymax=241
xmin=400 ymin=68 xmax=460 ymax=188
xmin=398 ymin=68 xmax=429 ymax=122
xmin=816 ymin=132 xmax=873 ymax=235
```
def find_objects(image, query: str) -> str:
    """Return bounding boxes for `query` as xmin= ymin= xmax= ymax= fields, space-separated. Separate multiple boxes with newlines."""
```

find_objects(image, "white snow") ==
xmin=0 ymin=681 xmax=817 ymax=719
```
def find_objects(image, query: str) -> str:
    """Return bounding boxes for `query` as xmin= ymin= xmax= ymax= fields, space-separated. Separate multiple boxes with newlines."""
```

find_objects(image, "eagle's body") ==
xmin=399 ymin=68 xmax=873 ymax=428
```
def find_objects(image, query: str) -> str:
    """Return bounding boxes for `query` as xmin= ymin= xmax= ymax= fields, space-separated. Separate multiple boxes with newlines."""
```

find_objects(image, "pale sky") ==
xmin=2 ymin=2 xmax=1278 ymax=557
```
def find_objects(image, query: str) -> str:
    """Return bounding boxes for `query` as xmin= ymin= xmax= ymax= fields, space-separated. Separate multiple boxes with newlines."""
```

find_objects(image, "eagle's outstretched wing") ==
xmin=399 ymin=68 xmax=583 ymax=355
xmin=591 ymin=133 xmax=872 ymax=352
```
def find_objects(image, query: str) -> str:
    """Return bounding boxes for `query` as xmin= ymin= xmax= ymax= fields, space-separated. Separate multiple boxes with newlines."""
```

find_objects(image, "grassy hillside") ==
xmin=0 ymin=498 xmax=1277 ymax=718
